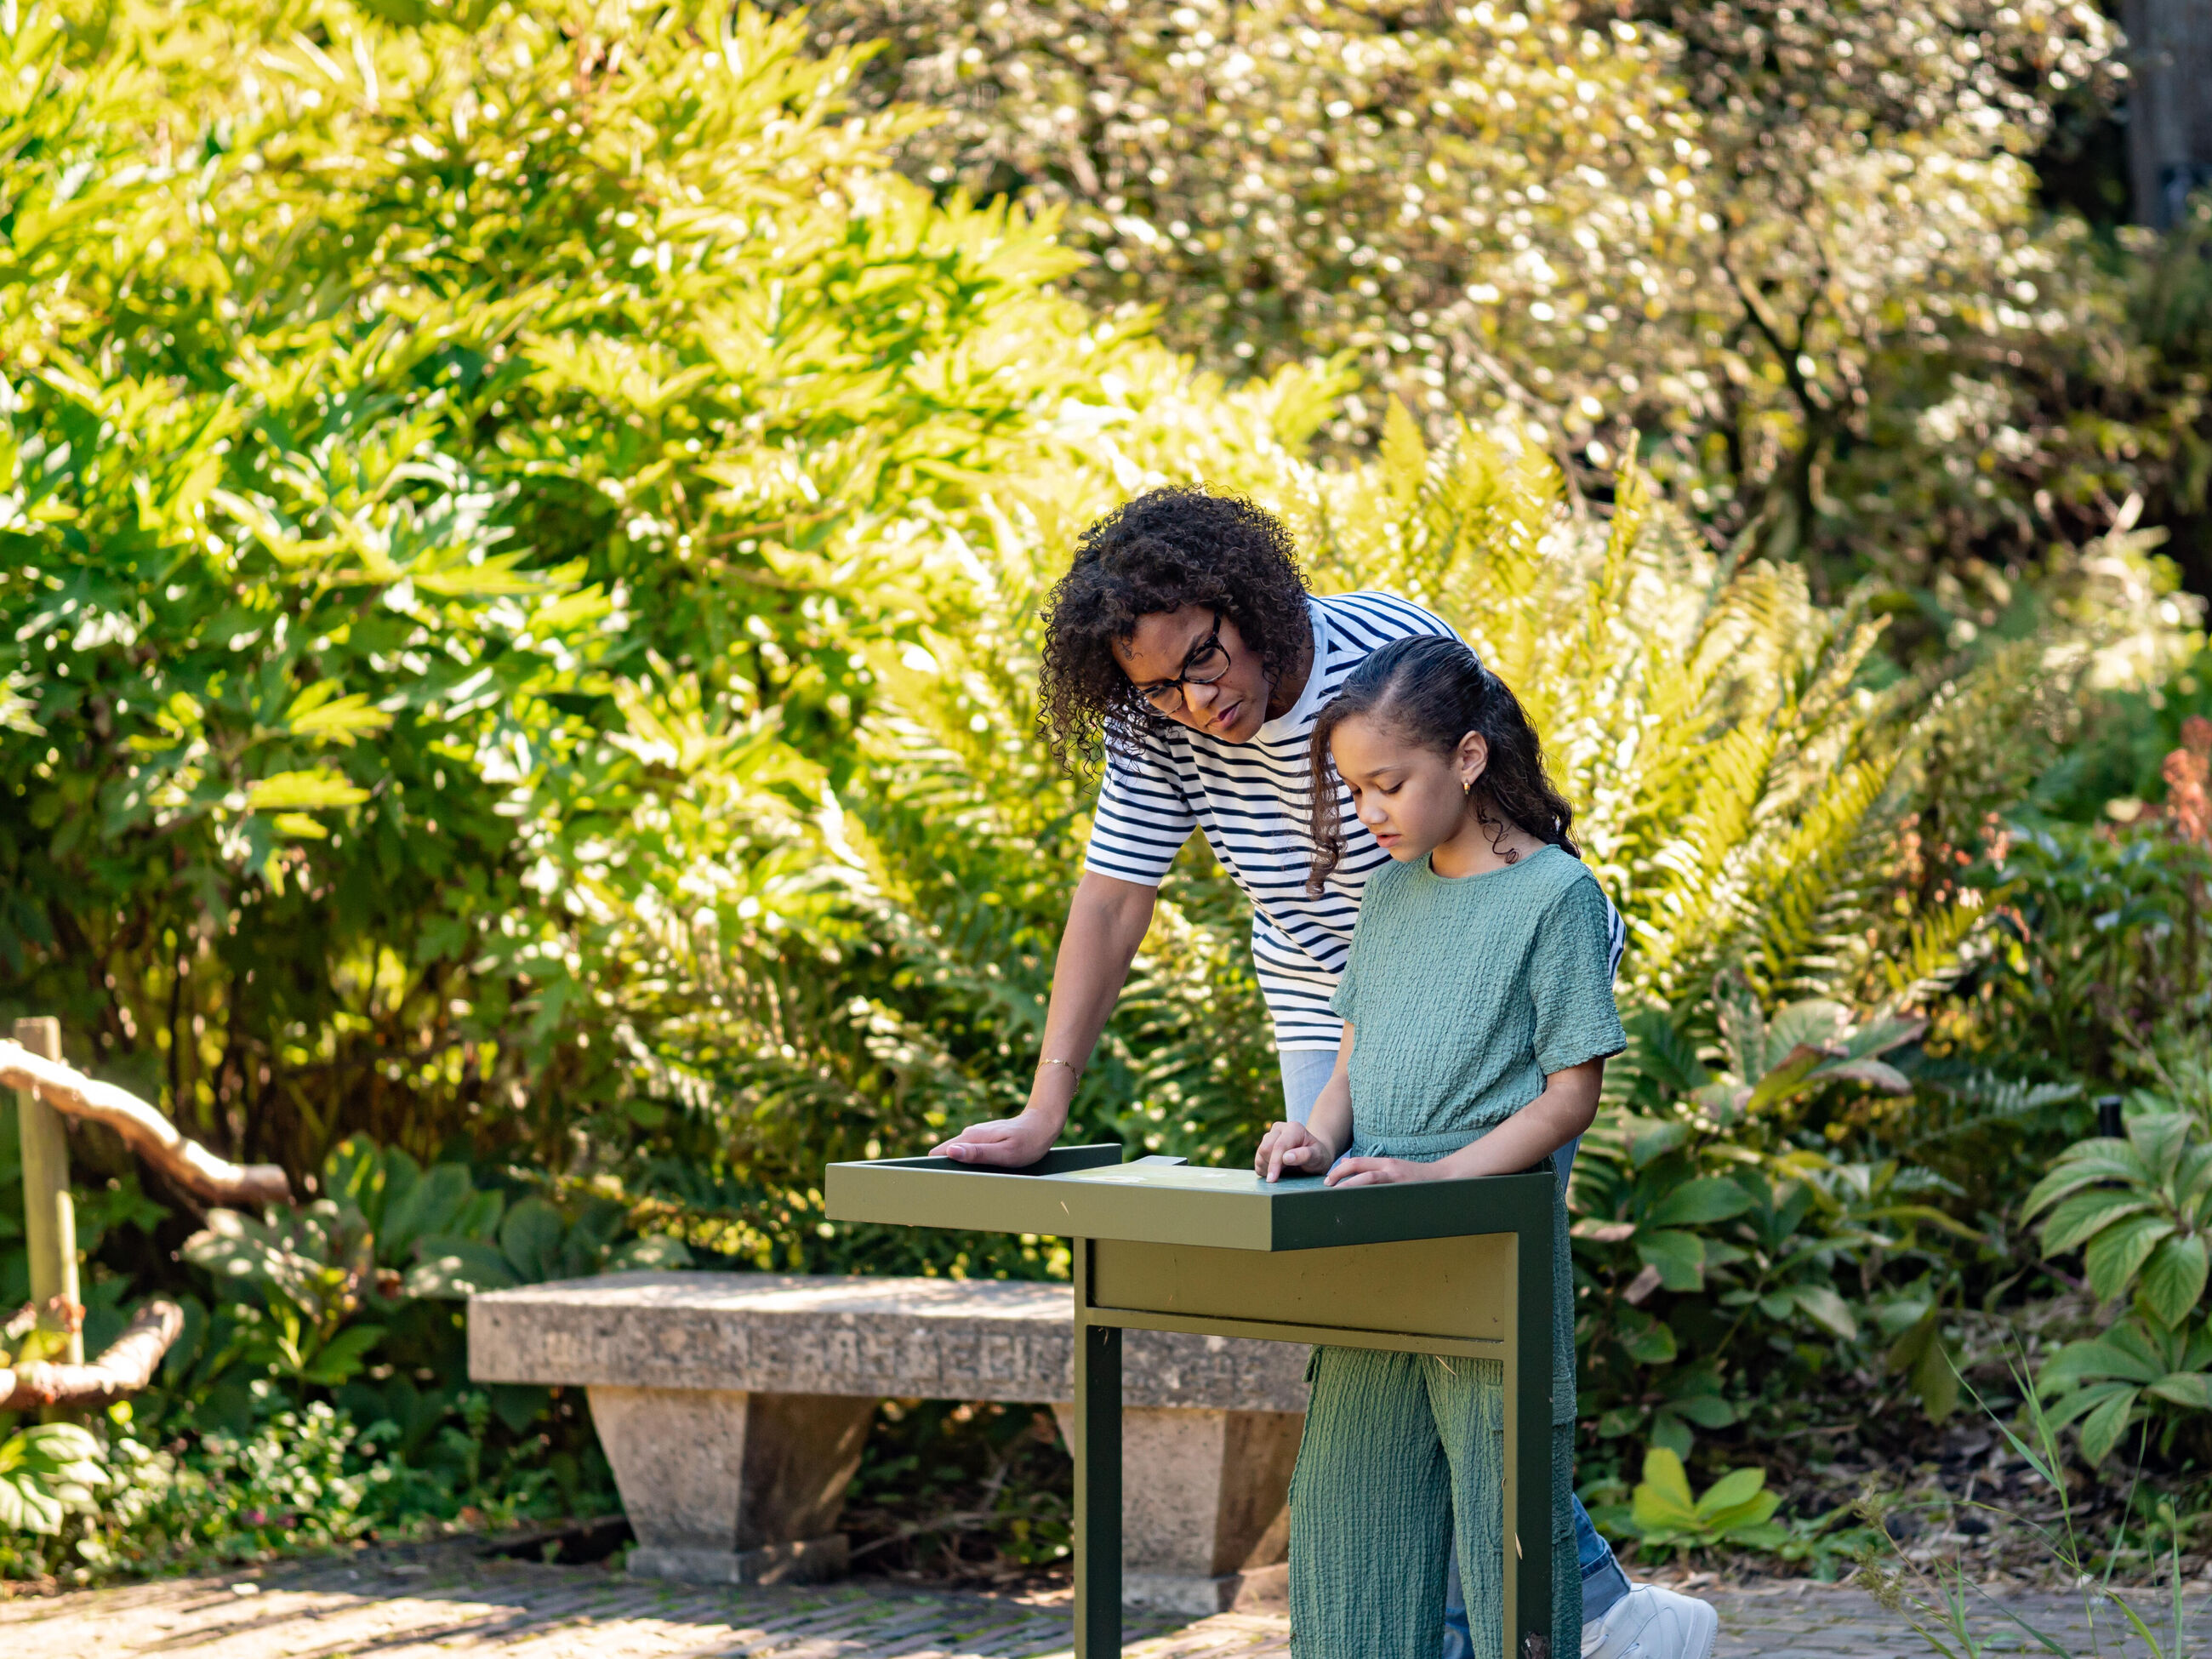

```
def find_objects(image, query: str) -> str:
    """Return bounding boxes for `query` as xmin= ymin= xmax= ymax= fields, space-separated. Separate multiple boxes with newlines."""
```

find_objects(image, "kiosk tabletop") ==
xmin=824 ymin=1148 xmax=1552 ymax=1252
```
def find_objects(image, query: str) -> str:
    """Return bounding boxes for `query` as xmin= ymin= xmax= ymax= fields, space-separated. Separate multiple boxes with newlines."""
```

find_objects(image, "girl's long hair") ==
xmin=1306 ymin=635 xmax=1579 ymax=893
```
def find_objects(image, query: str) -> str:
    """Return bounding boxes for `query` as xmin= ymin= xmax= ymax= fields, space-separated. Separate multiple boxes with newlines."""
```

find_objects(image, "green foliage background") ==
xmin=1 ymin=0 xmax=2209 ymax=1579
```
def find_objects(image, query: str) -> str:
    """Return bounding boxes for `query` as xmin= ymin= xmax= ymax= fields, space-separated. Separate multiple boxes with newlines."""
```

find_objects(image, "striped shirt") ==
xmin=1083 ymin=590 xmax=1628 ymax=1050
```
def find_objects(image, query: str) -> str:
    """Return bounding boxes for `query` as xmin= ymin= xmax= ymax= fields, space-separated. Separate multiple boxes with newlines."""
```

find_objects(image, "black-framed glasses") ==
xmin=1134 ymin=613 xmax=1232 ymax=715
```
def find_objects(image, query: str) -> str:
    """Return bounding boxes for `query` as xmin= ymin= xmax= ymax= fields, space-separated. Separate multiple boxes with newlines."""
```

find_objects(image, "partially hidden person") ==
xmin=930 ymin=487 xmax=1716 ymax=1659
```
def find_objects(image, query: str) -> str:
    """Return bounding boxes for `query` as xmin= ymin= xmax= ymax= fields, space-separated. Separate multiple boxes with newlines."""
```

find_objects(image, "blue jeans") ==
xmin=1278 ymin=1046 xmax=1631 ymax=1643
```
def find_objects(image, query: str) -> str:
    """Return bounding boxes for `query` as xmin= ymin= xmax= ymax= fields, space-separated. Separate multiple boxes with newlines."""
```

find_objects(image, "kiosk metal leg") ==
xmin=1514 ymin=1217 xmax=1556 ymax=1659
xmin=1074 ymin=1238 xmax=1122 ymax=1659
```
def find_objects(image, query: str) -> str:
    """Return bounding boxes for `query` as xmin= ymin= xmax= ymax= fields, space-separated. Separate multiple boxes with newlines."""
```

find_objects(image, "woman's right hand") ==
xmin=1255 ymin=1120 xmax=1331 ymax=1183
xmin=931 ymin=1110 xmax=1062 ymax=1167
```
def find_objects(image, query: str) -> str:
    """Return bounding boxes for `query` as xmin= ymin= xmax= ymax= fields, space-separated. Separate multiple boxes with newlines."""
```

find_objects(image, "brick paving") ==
xmin=6 ymin=1552 xmax=2205 ymax=1658
xmin=1704 ymin=1577 xmax=2203 ymax=1656
xmin=0 ymin=1554 xmax=1276 ymax=1659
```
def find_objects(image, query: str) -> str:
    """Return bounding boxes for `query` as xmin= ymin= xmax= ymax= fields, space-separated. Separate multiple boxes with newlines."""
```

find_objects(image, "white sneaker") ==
xmin=1580 ymin=1584 xmax=1720 ymax=1659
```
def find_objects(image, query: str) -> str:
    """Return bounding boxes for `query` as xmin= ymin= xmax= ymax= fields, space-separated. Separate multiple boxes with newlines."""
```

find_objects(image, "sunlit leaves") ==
xmin=284 ymin=683 xmax=395 ymax=748
xmin=1627 ymin=1445 xmax=1787 ymax=1551
xmin=0 ymin=1423 xmax=106 ymax=1536
xmin=244 ymin=769 xmax=372 ymax=813
xmin=807 ymin=0 xmax=2176 ymax=616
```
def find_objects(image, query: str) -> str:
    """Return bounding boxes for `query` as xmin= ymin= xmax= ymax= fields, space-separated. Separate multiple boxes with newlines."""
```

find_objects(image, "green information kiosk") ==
xmin=825 ymin=1145 xmax=1559 ymax=1658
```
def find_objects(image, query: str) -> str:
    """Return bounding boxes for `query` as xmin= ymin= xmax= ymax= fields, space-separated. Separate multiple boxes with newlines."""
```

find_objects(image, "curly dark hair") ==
xmin=1306 ymin=635 xmax=1580 ymax=893
xmin=1037 ymin=487 xmax=1314 ymax=771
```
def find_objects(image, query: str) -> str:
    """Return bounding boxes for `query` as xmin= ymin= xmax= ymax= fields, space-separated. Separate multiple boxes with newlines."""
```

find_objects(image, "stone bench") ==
xmin=468 ymin=1271 xmax=1308 ymax=1614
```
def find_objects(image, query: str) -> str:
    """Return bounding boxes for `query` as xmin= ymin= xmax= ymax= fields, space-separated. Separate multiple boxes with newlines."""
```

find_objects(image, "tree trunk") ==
xmin=2124 ymin=0 xmax=2212 ymax=228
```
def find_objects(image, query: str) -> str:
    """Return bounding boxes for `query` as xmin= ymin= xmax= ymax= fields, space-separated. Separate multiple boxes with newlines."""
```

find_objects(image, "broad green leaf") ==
xmin=2040 ymin=1191 xmax=2155 ymax=1257
xmin=2084 ymin=1213 xmax=2176 ymax=1304
xmin=2139 ymin=1234 xmax=2209 ymax=1330
xmin=499 ymin=1198 xmax=567 ymax=1283
xmin=1672 ymin=1393 xmax=1736 ymax=1429
xmin=2042 ymin=1334 xmax=2164 ymax=1393
xmin=607 ymin=1234 xmax=694 ymax=1272
xmin=2077 ymin=1387 xmax=2142 ymax=1464
xmin=1648 ymin=1412 xmax=1696 ymax=1460
xmin=2130 ymin=1114 xmax=2194 ymax=1186
xmin=453 ymin=1188 xmax=507 ymax=1243
xmin=2025 ymin=1144 xmax=2156 ymax=1219
xmin=1789 ymin=1284 xmax=1860 ymax=1341
xmin=381 ymin=1163 xmax=476 ymax=1259
xmin=0 ymin=1469 xmax=65 ymax=1534
xmin=285 ymin=681 xmax=393 ymax=746
xmin=2146 ymin=1371 xmax=2212 ymax=1410
xmin=1633 ymin=1446 xmax=1696 ymax=1521
xmin=1635 ymin=1229 xmax=1705 ymax=1291
xmin=1907 ymin=1320 xmax=1960 ymax=1423
xmin=1626 ymin=1118 xmax=1690 ymax=1169
xmin=1624 ymin=1319 xmax=1679 ymax=1365
xmin=1701 ymin=1489 xmax=1782 ymax=1535
xmin=245 ymin=767 xmax=368 ymax=812
xmin=1647 ymin=1177 xmax=1753 ymax=1229
xmin=1693 ymin=1464 xmax=1768 ymax=1519
xmin=405 ymin=1237 xmax=520 ymax=1299
xmin=299 ymin=1322 xmax=385 ymax=1386
xmin=1808 ymin=1058 xmax=1912 ymax=1095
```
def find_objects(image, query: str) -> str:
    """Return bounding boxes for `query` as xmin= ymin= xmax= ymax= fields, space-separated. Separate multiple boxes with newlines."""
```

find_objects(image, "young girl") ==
xmin=1256 ymin=634 xmax=1623 ymax=1659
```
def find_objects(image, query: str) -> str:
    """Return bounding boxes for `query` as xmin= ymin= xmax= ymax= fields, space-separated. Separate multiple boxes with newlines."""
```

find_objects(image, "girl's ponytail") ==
xmin=1305 ymin=635 xmax=1578 ymax=894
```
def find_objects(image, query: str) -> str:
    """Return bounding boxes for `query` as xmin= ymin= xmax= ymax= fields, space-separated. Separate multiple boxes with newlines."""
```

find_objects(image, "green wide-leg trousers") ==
xmin=1287 ymin=1347 xmax=1574 ymax=1659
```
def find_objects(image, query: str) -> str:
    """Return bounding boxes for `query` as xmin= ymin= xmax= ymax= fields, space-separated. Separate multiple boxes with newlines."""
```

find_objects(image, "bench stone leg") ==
xmin=588 ymin=1386 xmax=876 ymax=1585
xmin=1055 ymin=1404 xmax=1303 ymax=1616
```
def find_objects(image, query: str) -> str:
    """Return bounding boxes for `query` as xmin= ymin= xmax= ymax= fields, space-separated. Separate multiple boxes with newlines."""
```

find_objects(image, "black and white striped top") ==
xmin=1083 ymin=590 xmax=1628 ymax=1051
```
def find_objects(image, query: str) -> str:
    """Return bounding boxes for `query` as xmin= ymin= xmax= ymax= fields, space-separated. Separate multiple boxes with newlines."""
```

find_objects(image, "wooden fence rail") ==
xmin=4 ymin=1016 xmax=289 ymax=1411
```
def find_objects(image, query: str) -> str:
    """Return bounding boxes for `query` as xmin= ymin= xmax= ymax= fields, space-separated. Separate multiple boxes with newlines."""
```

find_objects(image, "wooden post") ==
xmin=14 ymin=1016 xmax=83 ymax=1365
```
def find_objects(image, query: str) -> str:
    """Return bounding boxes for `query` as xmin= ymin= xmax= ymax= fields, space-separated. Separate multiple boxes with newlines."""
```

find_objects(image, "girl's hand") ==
xmin=1255 ymin=1120 xmax=1331 ymax=1183
xmin=1325 ymin=1155 xmax=1436 ymax=1189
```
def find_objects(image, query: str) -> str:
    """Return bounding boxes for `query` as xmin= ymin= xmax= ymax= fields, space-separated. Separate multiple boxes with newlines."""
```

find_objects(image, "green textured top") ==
xmin=1331 ymin=843 xmax=1628 ymax=1149
xmin=1330 ymin=841 xmax=1627 ymax=1424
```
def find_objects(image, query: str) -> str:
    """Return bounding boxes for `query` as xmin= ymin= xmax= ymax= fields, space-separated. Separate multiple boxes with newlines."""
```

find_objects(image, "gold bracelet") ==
xmin=1037 ymin=1057 xmax=1080 ymax=1075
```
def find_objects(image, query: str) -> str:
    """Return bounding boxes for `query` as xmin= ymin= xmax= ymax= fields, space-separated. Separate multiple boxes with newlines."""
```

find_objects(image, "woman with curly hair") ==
xmin=932 ymin=485 xmax=1714 ymax=1659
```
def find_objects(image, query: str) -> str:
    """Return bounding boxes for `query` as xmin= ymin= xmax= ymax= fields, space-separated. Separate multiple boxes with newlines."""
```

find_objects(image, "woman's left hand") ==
xmin=1323 ymin=1155 xmax=1436 ymax=1188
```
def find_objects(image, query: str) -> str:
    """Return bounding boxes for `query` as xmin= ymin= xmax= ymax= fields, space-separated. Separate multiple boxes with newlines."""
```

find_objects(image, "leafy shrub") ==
xmin=2027 ymin=1103 xmax=2212 ymax=1331
xmin=3 ymin=1380 xmax=599 ymax=1582
xmin=0 ymin=0 xmax=1189 ymax=1185
xmin=1620 ymin=1446 xmax=1787 ymax=1555
xmin=2028 ymin=1070 xmax=2212 ymax=1464
xmin=1963 ymin=823 xmax=2212 ymax=1091
xmin=0 ymin=1423 xmax=104 ymax=1536
xmin=1571 ymin=989 xmax=1986 ymax=1456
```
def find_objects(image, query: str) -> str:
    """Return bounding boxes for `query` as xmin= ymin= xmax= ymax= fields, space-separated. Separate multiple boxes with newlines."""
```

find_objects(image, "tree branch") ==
xmin=0 ymin=1299 xmax=186 ymax=1409
xmin=1720 ymin=253 xmax=1834 ymax=417
xmin=0 ymin=1040 xmax=292 ymax=1207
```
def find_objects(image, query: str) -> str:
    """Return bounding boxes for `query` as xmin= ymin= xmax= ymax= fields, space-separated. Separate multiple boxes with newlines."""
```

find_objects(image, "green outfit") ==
xmin=1289 ymin=845 xmax=1626 ymax=1659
